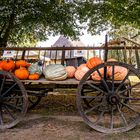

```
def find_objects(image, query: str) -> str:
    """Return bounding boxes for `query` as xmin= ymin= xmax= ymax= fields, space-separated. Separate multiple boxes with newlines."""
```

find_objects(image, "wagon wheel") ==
xmin=0 ymin=70 xmax=28 ymax=129
xmin=81 ymin=81 xmax=130 ymax=108
xmin=77 ymin=61 xmax=140 ymax=133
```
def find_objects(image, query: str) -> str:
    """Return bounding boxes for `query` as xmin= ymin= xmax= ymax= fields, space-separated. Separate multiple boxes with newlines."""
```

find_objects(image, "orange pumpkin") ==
xmin=77 ymin=64 xmax=87 ymax=70
xmin=65 ymin=66 xmax=76 ymax=78
xmin=0 ymin=61 xmax=3 ymax=70
xmin=1 ymin=59 xmax=15 ymax=71
xmin=75 ymin=65 xmax=89 ymax=81
xmin=15 ymin=60 xmax=29 ymax=68
xmin=77 ymin=64 xmax=89 ymax=72
xmin=86 ymin=57 xmax=103 ymax=69
xmin=28 ymin=73 xmax=40 ymax=80
xmin=108 ymin=66 xmax=128 ymax=80
xmin=91 ymin=68 xmax=105 ymax=80
xmin=15 ymin=67 xmax=29 ymax=80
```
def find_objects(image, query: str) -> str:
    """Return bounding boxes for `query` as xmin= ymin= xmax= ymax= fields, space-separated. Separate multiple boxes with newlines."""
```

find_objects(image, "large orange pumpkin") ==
xmin=108 ymin=66 xmax=128 ymax=80
xmin=15 ymin=67 xmax=29 ymax=80
xmin=91 ymin=68 xmax=104 ymax=81
xmin=0 ymin=61 xmax=3 ymax=70
xmin=75 ymin=65 xmax=89 ymax=81
xmin=28 ymin=73 xmax=40 ymax=80
xmin=1 ymin=59 xmax=15 ymax=71
xmin=77 ymin=64 xmax=87 ymax=70
xmin=15 ymin=60 xmax=29 ymax=68
xmin=77 ymin=64 xmax=89 ymax=72
xmin=86 ymin=57 xmax=103 ymax=69
xmin=65 ymin=66 xmax=76 ymax=78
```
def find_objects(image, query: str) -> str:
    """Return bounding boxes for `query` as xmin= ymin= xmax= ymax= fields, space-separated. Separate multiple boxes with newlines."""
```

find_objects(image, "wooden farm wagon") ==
xmin=0 ymin=36 xmax=140 ymax=133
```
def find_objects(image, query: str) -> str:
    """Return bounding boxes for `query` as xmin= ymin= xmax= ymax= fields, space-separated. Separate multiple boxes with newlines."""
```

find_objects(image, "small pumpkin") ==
xmin=28 ymin=61 xmax=43 ymax=75
xmin=15 ymin=67 xmax=29 ymax=80
xmin=86 ymin=57 xmax=103 ymax=69
xmin=1 ymin=59 xmax=15 ymax=71
xmin=75 ymin=65 xmax=89 ymax=81
xmin=15 ymin=60 xmax=29 ymax=68
xmin=65 ymin=66 xmax=76 ymax=78
xmin=28 ymin=73 xmax=40 ymax=80
xmin=43 ymin=64 xmax=67 ymax=80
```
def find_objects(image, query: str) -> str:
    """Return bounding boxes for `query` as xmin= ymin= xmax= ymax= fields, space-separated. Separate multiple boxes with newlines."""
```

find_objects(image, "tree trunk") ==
xmin=0 ymin=0 xmax=17 ymax=48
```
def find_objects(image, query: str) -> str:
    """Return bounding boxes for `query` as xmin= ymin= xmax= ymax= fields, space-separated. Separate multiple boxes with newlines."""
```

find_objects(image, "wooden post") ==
xmin=104 ymin=34 xmax=108 ymax=62
xmin=61 ymin=45 xmax=65 ymax=65
xmin=104 ymin=35 xmax=108 ymax=80
xmin=54 ymin=49 xmax=57 ymax=64
xmin=135 ymin=45 xmax=140 ymax=70
xmin=21 ymin=50 xmax=26 ymax=60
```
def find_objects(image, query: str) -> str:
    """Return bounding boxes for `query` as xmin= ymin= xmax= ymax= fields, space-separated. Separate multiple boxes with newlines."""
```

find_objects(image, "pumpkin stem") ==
xmin=38 ymin=60 xmax=43 ymax=66
xmin=6 ymin=59 xmax=10 ymax=62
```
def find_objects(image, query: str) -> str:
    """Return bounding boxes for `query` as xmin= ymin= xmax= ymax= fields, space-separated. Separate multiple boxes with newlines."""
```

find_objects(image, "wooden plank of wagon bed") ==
xmin=20 ymin=77 xmax=128 ymax=85
xmin=21 ymin=78 xmax=80 ymax=85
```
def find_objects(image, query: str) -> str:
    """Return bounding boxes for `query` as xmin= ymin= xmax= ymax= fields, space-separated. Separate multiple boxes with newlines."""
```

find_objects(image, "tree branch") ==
xmin=0 ymin=21 xmax=7 ymax=37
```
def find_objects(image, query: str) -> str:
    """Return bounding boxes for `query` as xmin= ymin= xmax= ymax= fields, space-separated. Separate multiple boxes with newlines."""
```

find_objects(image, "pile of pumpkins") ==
xmin=0 ymin=57 xmax=127 ymax=81
xmin=43 ymin=57 xmax=127 ymax=81
xmin=0 ymin=59 xmax=42 ymax=80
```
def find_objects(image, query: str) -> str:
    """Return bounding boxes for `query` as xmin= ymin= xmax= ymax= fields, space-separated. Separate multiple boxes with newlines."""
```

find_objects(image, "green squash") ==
xmin=43 ymin=64 xmax=67 ymax=80
xmin=28 ymin=61 xmax=43 ymax=75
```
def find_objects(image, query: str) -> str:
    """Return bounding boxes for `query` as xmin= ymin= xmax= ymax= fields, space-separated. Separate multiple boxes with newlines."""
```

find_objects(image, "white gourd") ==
xmin=43 ymin=64 xmax=67 ymax=80
xmin=28 ymin=61 xmax=43 ymax=75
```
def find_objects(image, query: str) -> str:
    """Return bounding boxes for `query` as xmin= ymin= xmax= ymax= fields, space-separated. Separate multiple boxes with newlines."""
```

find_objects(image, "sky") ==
xmin=37 ymin=30 xmax=108 ymax=47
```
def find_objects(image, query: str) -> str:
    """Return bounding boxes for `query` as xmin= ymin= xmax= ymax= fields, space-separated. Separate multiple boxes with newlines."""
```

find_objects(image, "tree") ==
xmin=0 ymin=0 xmax=80 ymax=47
xmin=76 ymin=0 xmax=140 ymax=35
xmin=108 ymin=25 xmax=140 ymax=43
xmin=0 ymin=0 xmax=140 ymax=47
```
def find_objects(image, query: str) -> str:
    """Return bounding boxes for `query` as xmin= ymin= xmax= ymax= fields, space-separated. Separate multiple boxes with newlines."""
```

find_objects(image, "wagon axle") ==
xmin=108 ymin=94 xmax=120 ymax=105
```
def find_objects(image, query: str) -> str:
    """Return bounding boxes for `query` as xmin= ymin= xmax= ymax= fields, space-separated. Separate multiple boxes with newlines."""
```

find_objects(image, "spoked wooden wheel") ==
xmin=77 ymin=62 xmax=140 ymax=133
xmin=0 ymin=70 xmax=28 ymax=129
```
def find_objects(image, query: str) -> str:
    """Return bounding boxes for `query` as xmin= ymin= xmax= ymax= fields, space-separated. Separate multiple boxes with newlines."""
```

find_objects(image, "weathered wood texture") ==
xmin=0 ymin=45 xmax=140 ymax=67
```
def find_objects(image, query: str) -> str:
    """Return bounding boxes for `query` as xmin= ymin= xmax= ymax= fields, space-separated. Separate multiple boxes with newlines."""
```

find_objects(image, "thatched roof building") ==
xmin=46 ymin=36 xmax=86 ymax=59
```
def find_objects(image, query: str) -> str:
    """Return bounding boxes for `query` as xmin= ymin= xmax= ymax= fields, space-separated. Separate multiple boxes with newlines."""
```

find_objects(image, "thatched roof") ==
xmin=52 ymin=36 xmax=72 ymax=47
xmin=52 ymin=36 xmax=85 ymax=47
xmin=46 ymin=36 xmax=86 ymax=60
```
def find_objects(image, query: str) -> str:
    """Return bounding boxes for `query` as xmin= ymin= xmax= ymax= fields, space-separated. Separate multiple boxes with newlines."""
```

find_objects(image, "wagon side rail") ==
xmin=0 ymin=45 xmax=140 ymax=68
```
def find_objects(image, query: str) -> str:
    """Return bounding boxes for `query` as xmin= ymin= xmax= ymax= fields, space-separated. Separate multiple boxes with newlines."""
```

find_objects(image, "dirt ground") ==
xmin=1 ymin=92 xmax=140 ymax=140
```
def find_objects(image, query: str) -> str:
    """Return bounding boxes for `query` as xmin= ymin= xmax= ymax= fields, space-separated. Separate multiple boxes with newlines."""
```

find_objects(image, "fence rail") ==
xmin=0 ymin=45 xmax=140 ymax=68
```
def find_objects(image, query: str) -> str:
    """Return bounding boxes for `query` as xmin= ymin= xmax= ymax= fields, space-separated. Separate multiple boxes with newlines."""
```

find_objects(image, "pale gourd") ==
xmin=28 ymin=61 xmax=43 ymax=75
xmin=43 ymin=64 xmax=67 ymax=80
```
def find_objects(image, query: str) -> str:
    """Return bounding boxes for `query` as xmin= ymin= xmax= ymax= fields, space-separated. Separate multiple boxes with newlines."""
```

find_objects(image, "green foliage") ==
xmin=78 ymin=0 xmax=140 ymax=34
xmin=0 ymin=0 xmax=140 ymax=47
xmin=0 ymin=0 xmax=80 ymax=46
